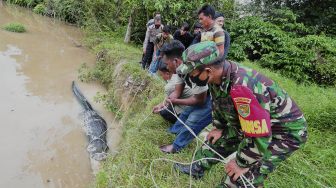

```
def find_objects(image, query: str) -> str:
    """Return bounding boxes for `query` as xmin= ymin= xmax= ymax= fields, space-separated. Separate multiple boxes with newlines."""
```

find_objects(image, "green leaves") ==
xmin=228 ymin=16 xmax=286 ymax=61
xmin=227 ymin=9 xmax=336 ymax=86
xmin=33 ymin=3 xmax=46 ymax=14
xmin=259 ymin=35 xmax=336 ymax=86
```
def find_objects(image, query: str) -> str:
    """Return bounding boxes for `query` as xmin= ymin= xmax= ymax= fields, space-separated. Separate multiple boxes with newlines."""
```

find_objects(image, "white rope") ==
xmin=164 ymin=101 xmax=228 ymax=161
xmin=150 ymin=157 xmax=228 ymax=188
xmin=90 ymin=78 xmax=255 ymax=187
xmin=149 ymin=99 xmax=255 ymax=188
xmin=241 ymin=173 xmax=256 ymax=188
xmin=241 ymin=174 xmax=248 ymax=188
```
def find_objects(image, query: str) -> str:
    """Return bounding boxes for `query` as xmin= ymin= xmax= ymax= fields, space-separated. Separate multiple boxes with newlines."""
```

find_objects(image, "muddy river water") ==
xmin=0 ymin=4 xmax=121 ymax=188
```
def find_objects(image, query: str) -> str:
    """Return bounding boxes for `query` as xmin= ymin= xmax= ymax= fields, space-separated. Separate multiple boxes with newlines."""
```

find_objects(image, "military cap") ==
xmin=177 ymin=41 xmax=221 ymax=74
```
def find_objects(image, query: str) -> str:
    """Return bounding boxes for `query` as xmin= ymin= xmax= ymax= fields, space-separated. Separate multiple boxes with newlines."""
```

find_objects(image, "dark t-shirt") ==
xmin=173 ymin=30 xmax=194 ymax=48
xmin=191 ymin=32 xmax=201 ymax=46
xmin=223 ymin=30 xmax=231 ymax=59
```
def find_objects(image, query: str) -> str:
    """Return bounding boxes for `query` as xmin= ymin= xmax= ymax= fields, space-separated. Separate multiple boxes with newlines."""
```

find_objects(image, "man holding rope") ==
xmin=174 ymin=41 xmax=307 ymax=187
xmin=154 ymin=40 xmax=212 ymax=154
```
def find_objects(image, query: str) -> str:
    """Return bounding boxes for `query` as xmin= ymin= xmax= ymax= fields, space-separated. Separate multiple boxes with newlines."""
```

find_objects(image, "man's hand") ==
xmin=143 ymin=49 xmax=146 ymax=54
xmin=225 ymin=159 xmax=249 ymax=181
xmin=152 ymin=103 xmax=165 ymax=114
xmin=165 ymin=97 xmax=176 ymax=106
xmin=206 ymin=128 xmax=223 ymax=144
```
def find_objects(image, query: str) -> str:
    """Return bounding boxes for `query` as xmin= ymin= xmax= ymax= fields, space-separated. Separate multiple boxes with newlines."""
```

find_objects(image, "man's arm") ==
xmin=214 ymin=29 xmax=225 ymax=56
xmin=153 ymin=34 xmax=161 ymax=60
xmin=153 ymin=45 xmax=157 ymax=60
xmin=230 ymin=84 xmax=272 ymax=168
xmin=217 ymin=44 xmax=224 ymax=57
xmin=168 ymin=83 xmax=185 ymax=100
xmin=223 ymin=30 xmax=231 ymax=59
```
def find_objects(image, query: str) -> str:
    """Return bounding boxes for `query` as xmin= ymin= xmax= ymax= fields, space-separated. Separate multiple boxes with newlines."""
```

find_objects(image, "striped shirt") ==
xmin=201 ymin=23 xmax=225 ymax=46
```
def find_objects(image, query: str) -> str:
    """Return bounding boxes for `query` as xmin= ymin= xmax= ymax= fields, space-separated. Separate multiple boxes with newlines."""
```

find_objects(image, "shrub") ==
xmin=83 ymin=0 xmax=120 ymax=32
xmin=260 ymin=35 xmax=336 ymax=86
xmin=227 ymin=10 xmax=336 ymax=86
xmin=228 ymin=16 xmax=288 ymax=61
xmin=264 ymin=8 xmax=311 ymax=36
xmin=46 ymin=0 xmax=87 ymax=24
xmin=295 ymin=35 xmax=336 ymax=86
xmin=3 ymin=22 xmax=26 ymax=33
xmin=33 ymin=3 xmax=46 ymax=14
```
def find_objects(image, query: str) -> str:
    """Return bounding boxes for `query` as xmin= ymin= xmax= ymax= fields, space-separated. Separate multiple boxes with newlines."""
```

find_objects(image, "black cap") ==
xmin=194 ymin=22 xmax=202 ymax=29
xmin=214 ymin=12 xmax=224 ymax=19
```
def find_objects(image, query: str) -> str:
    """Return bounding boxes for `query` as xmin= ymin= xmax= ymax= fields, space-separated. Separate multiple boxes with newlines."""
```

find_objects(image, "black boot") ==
xmin=174 ymin=163 xmax=205 ymax=179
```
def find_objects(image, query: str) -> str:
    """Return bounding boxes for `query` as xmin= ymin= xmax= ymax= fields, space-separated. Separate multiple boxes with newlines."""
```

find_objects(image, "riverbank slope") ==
xmin=81 ymin=31 xmax=336 ymax=188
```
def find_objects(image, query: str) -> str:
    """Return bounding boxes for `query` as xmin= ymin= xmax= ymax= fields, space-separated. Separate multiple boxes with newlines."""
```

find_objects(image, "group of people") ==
xmin=143 ymin=4 xmax=308 ymax=188
xmin=140 ymin=6 xmax=230 ymax=76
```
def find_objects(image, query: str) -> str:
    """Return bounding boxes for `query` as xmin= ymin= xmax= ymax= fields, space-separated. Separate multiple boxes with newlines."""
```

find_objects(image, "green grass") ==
xmin=4 ymin=1 xmax=335 ymax=187
xmin=81 ymin=32 xmax=336 ymax=188
xmin=2 ymin=22 xmax=26 ymax=33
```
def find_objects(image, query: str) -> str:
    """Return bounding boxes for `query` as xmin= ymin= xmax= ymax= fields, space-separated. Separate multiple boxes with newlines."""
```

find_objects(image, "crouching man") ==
xmin=156 ymin=40 xmax=212 ymax=154
xmin=174 ymin=41 xmax=307 ymax=187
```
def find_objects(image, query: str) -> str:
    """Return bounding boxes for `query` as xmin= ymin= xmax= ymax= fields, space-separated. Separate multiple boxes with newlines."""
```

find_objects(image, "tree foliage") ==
xmin=227 ymin=8 xmax=336 ymax=86
xmin=243 ymin=0 xmax=336 ymax=36
xmin=5 ymin=0 xmax=336 ymax=86
xmin=121 ymin=0 xmax=236 ymax=43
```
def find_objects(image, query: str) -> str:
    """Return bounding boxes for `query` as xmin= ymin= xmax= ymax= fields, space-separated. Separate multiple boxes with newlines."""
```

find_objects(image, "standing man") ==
xmin=142 ymin=15 xmax=163 ymax=69
xmin=198 ymin=5 xmax=225 ymax=57
xmin=156 ymin=40 xmax=212 ymax=153
xmin=149 ymin=25 xmax=174 ymax=74
xmin=173 ymin=22 xmax=194 ymax=48
xmin=175 ymin=41 xmax=307 ymax=187
xmin=214 ymin=12 xmax=230 ymax=59
xmin=146 ymin=12 xmax=161 ymax=27
xmin=140 ymin=12 xmax=161 ymax=65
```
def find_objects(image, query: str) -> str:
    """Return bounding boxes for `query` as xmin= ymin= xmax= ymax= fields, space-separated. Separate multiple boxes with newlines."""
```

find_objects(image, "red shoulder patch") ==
xmin=230 ymin=85 xmax=271 ymax=137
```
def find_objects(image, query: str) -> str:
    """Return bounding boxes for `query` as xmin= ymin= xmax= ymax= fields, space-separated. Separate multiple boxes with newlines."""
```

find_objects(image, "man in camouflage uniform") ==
xmin=174 ymin=41 xmax=307 ymax=187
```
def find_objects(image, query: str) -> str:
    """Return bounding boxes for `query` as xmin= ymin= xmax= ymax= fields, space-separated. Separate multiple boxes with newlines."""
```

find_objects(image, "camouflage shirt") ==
xmin=210 ymin=60 xmax=306 ymax=167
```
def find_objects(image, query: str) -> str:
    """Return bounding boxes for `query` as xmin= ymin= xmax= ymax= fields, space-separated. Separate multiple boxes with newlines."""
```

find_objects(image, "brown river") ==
xmin=0 ymin=4 xmax=121 ymax=188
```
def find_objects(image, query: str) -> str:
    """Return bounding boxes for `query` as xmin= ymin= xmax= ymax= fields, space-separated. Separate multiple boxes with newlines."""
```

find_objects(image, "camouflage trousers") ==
xmin=195 ymin=119 xmax=307 ymax=187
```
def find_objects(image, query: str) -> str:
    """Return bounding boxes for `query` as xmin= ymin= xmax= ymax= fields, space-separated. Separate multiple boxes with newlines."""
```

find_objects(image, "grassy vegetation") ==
xmin=2 ymin=22 xmax=26 ymax=33
xmin=79 ymin=31 xmax=336 ymax=188
xmin=33 ymin=3 xmax=46 ymax=15
xmin=3 ymin=1 xmax=335 ymax=187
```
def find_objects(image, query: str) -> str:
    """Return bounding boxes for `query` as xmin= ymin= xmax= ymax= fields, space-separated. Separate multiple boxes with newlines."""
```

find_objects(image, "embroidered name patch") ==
xmin=230 ymin=85 xmax=271 ymax=137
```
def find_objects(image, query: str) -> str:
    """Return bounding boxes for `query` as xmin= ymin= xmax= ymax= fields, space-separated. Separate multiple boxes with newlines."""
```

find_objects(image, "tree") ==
xmin=246 ymin=0 xmax=336 ymax=36
xmin=123 ymin=0 xmax=236 ymax=43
